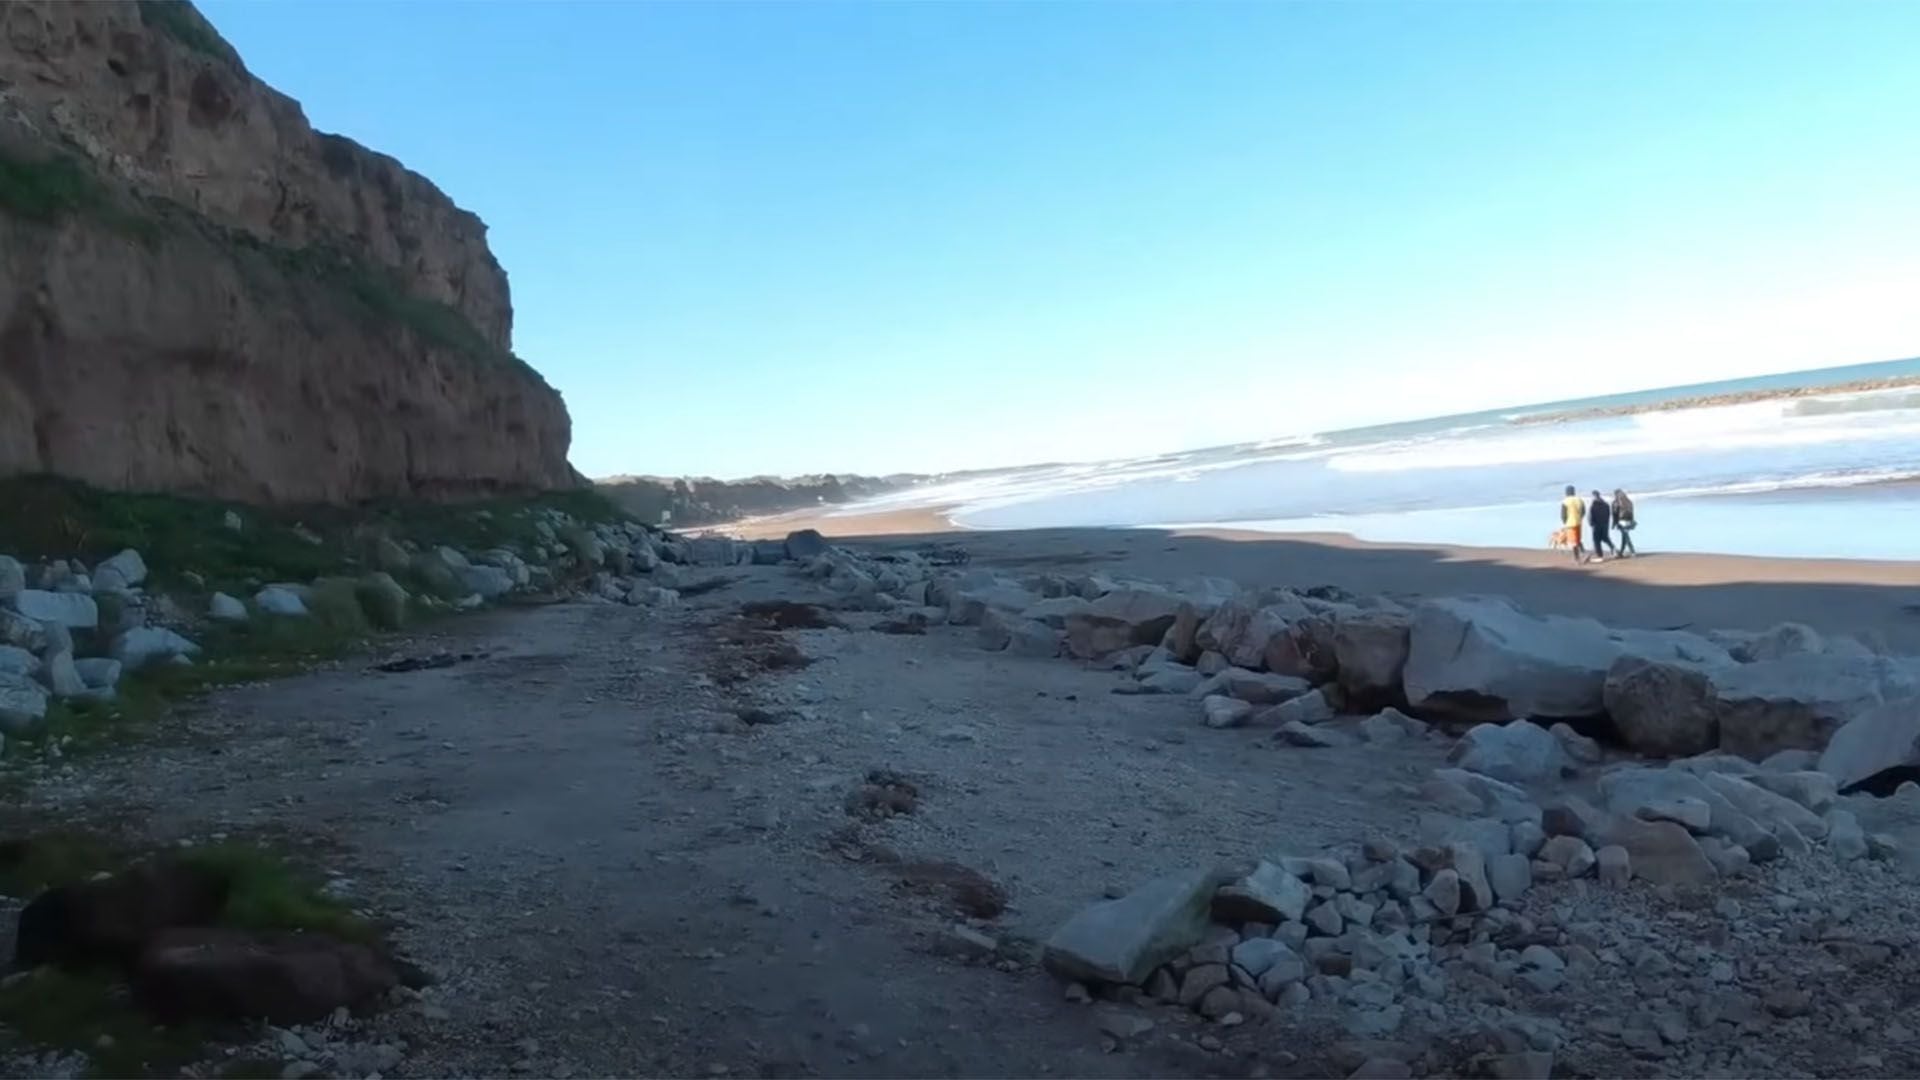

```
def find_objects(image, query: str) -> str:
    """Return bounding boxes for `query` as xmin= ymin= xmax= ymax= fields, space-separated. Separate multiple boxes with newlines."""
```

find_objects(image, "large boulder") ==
xmin=1733 ymin=622 xmax=1825 ymax=663
xmin=1604 ymin=656 xmax=1720 ymax=757
xmin=209 ymin=592 xmax=249 ymax=622
xmin=0 ymin=645 xmax=38 ymax=678
xmin=1192 ymin=668 xmax=1313 ymax=706
xmin=458 ymin=565 xmax=516 ymax=600
xmin=11 ymin=589 xmax=99 ymax=630
xmin=91 ymin=549 xmax=149 ymax=594
xmin=73 ymin=658 xmax=122 ymax=690
xmin=1711 ymin=655 xmax=1920 ymax=759
xmin=1597 ymin=766 xmax=1781 ymax=863
xmin=1020 ymin=596 xmax=1092 ymax=629
xmin=1042 ymin=867 xmax=1230 ymax=985
xmin=111 ymin=628 xmax=202 ymax=672
xmin=0 ymin=610 xmax=47 ymax=652
xmin=0 ymin=672 xmax=49 ymax=733
xmin=1448 ymin=722 xmax=1566 ymax=783
xmin=1063 ymin=589 xmax=1185 ymax=659
xmin=1335 ymin=610 xmax=1411 ymax=707
xmin=784 ymin=529 xmax=831 ymax=561
xmin=1162 ymin=602 xmax=1204 ymax=664
xmin=1198 ymin=597 xmax=1311 ymax=671
xmin=1818 ymin=699 xmax=1920 ymax=792
xmin=254 ymin=585 xmax=309 ymax=617
xmin=355 ymin=573 xmax=411 ymax=630
xmin=1211 ymin=861 xmax=1312 ymax=924
xmin=1602 ymin=817 xmax=1715 ymax=887
xmin=1403 ymin=597 xmax=1724 ymax=721
xmin=948 ymin=582 xmax=1041 ymax=627
xmin=133 ymin=928 xmax=399 ymax=1025
xmin=41 ymin=651 xmax=86 ymax=698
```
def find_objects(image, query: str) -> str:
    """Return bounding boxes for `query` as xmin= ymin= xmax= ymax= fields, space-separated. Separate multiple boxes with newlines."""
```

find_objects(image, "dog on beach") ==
xmin=1548 ymin=527 xmax=1575 ymax=551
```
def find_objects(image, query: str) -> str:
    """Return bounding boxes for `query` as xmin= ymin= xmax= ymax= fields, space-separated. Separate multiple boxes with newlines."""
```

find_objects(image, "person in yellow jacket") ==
xmin=1560 ymin=485 xmax=1588 ymax=563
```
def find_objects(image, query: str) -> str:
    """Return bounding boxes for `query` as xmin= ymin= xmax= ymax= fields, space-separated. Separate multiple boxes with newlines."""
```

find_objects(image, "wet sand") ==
xmin=737 ymin=505 xmax=1920 ymax=652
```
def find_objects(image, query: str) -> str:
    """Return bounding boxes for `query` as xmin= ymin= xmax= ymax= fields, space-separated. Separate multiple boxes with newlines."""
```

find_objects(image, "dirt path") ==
xmin=16 ymin=564 xmax=1457 ymax=1078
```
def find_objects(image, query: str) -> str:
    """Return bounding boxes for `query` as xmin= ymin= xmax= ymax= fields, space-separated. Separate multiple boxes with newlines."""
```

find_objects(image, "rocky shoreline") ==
xmin=7 ymin=517 xmax=1920 ymax=1077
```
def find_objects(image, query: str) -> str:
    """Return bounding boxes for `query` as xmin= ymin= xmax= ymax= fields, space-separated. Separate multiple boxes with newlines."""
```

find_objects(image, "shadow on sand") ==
xmin=829 ymin=526 xmax=1920 ymax=654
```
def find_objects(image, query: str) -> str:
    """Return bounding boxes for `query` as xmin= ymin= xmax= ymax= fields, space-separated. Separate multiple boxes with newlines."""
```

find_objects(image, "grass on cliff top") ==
xmin=0 ymin=474 xmax=628 ymax=589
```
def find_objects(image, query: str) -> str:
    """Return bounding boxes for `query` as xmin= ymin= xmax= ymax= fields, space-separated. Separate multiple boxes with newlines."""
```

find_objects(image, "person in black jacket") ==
xmin=1588 ymin=490 xmax=1614 ymax=562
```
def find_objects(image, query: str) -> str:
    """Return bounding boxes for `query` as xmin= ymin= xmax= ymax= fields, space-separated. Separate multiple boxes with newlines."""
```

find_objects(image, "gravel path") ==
xmin=10 ymin=564 xmax=1451 ymax=1077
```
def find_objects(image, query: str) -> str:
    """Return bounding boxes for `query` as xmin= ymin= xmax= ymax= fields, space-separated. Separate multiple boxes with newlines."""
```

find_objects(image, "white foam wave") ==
xmin=1329 ymin=399 xmax=1920 ymax=473
xmin=1635 ymin=466 xmax=1920 ymax=499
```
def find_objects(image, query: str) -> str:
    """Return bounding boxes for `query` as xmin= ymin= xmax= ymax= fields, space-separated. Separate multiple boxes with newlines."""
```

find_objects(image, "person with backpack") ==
xmin=1612 ymin=488 xmax=1638 ymax=557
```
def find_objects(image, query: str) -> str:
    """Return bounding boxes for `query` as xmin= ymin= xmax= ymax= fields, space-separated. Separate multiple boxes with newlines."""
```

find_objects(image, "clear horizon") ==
xmin=201 ymin=1 xmax=1920 ymax=480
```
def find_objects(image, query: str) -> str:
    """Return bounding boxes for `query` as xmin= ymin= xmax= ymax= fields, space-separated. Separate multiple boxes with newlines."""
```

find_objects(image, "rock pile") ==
xmin=1 ymin=549 xmax=160 ymax=737
xmin=787 ymin=536 xmax=1920 ymax=1072
xmin=0 ymin=507 xmax=747 ymax=747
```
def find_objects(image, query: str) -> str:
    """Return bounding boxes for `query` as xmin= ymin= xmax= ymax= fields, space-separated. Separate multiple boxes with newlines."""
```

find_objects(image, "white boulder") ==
xmin=92 ymin=549 xmax=148 ymax=593
xmin=209 ymin=592 xmax=250 ymax=622
xmin=112 ymin=627 xmax=202 ymax=672
xmin=10 ymin=589 xmax=99 ymax=630
xmin=254 ymin=586 xmax=309 ymax=617
xmin=1449 ymin=721 xmax=1567 ymax=783
xmin=1403 ymin=596 xmax=1725 ymax=721
xmin=1817 ymin=698 xmax=1920 ymax=792
xmin=0 ymin=672 xmax=49 ymax=733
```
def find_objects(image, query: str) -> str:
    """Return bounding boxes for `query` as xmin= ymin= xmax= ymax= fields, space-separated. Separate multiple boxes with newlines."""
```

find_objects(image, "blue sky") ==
xmin=202 ymin=1 xmax=1920 ymax=480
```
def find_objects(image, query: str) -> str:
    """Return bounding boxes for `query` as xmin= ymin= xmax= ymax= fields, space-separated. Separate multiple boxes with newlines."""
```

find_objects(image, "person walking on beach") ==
xmin=1560 ymin=485 xmax=1588 ymax=563
xmin=1588 ymin=490 xmax=1614 ymax=561
xmin=1612 ymin=488 xmax=1638 ymax=557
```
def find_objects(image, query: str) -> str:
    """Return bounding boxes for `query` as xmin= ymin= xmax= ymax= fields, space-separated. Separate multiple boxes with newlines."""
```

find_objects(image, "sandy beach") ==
xmin=737 ymin=504 xmax=1920 ymax=653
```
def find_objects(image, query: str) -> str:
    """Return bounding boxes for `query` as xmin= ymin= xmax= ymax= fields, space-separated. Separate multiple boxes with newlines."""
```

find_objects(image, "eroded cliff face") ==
xmin=0 ymin=0 xmax=574 ymax=504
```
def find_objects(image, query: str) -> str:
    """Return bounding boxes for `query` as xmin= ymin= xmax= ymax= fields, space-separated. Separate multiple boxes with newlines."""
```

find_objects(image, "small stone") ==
xmin=1482 ymin=1051 xmax=1554 ymax=1080
xmin=1826 ymin=809 xmax=1868 ymax=862
xmin=1178 ymin=964 xmax=1230 ymax=1007
xmin=1765 ymin=985 xmax=1811 ymax=1018
xmin=1510 ymin=820 xmax=1546 ymax=859
xmin=1635 ymin=795 xmax=1713 ymax=833
xmin=1305 ymin=901 xmax=1345 ymax=937
xmin=1596 ymin=846 xmax=1630 ymax=887
xmin=1424 ymin=869 xmax=1461 ymax=915
xmin=1549 ymin=722 xmax=1602 ymax=763
xmin=1538 ymin=835 xmax=1596 ymax=877
xmin=1278 ymin=720 xmax=1343 ymax=747
xmin=1488 ymin=853 xmax=1531 ymax=903
xmin=1097 ymin=1011 xmax=1155 ymax=1041
xmin=1202 ymin=694 xmax=1255 ymax=729
xmin=1064 ymin=982 xmax=1093 ymax=1003
xmin=1348 ymin=1058 xmax=1413 ymax=1079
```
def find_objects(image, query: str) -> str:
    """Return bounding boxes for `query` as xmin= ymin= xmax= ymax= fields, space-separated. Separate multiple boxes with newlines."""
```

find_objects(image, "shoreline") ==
xmin=735 ymin=503 xmax=1920 ymax=651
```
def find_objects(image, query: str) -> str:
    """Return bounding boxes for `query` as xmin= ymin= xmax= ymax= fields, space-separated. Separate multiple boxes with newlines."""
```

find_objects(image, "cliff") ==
xmin=597 ymin=473 xmax=912 ymax=527
xmin=0 ymin=0 xmax=574 ymax=503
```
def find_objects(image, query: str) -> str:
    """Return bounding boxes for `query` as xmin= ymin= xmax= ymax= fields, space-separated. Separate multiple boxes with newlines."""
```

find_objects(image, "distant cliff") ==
xmin=0 ymin=0 xmax=574 ymax=504
xmin=597 ymin=473 xmax=912 ymax=527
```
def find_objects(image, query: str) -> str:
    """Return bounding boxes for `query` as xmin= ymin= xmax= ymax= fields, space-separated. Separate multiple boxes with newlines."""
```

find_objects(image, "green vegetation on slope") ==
xmin=0 ymin=149 xmax=161 ymax=244
xmin=0 ymin=475 xmax=633 ymax=759
xmin=0 ymin=142 xmax=532 ymax=377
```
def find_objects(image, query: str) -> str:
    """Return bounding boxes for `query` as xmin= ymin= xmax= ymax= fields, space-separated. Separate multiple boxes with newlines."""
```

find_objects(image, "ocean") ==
xmin=837 ymin=356 xmax=1920 ymax=561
